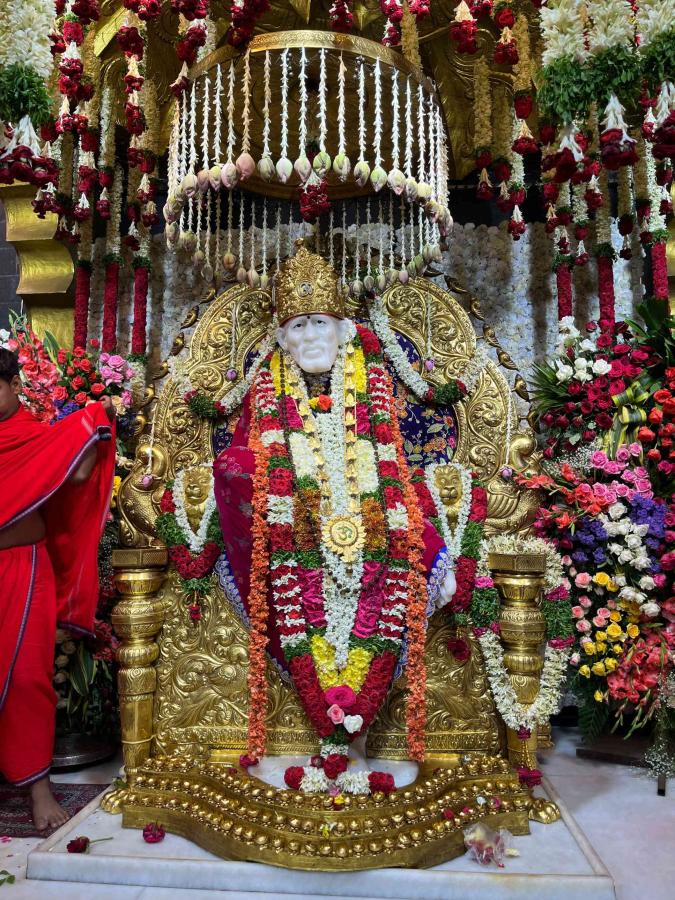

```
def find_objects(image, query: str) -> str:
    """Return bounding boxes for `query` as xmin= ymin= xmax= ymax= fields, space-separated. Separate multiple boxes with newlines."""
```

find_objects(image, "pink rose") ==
xmin=576 ymin=619 xmax=591 ymax=633
xmin=324 ymin=685 xmax=357 ymax=710
xmin=571 ymin=606 xmax=584 ymax=619
xmin=327 ymin=704 xmax=345 ymax=725
xmin=592 ymin=616 xmax=607 ymax=627
xmin=570 ymin=652 xmax=580 ymax=666
xmin=616 ymin=447 xmax=631 ymax=463
xmin=607 ymin=599 xmax=617 ymax=609
xmin=635 ymin=479 xmax=652 ymax=494
xmin=596 ymin=608 xmax=610 ymax=619
xmin=475 ymin=576 xmax=494 ymax=589
xmin=622 ymin=469 xmax=636 ymax=483
xmin=634 ymin=467 xmax=648 ymax=479
xmin=580 ymin=596 xmax=593 ymax=609
xmin=629 ymin=443 xmax=641 ymax=456
xmin=575 ymin=572 xmax=592 ymax=588
xmin=653 ymin=574 xmax=667 ymax=588
xmin=615 ymin=483 xmax=630 ymax=497
xmin=108 ymin=354 xmax=124 ymax=367
xmin=591 ymin=450 xmax=608 ymax=468
xmin=561 ymin=555 xmax=572 ymax=566
xmin=604 ymin=461 xmax=621 ymax=475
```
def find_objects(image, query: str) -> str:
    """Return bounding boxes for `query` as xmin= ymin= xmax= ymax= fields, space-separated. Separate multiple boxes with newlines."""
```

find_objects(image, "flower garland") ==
xmin=368 ymin=298 xmax=486 ymax=404
xmin=245 ymin=324 xmax=431 ymax=767
xmin=156 ymin=476 xmax=224 ymax=623
xmin=424 ymin=461 xmax=473 ymax=562
xmin=74 ymin=259 xmax=92 ymax=349
xmin=131 ymin=252 xmax=151 ymax=357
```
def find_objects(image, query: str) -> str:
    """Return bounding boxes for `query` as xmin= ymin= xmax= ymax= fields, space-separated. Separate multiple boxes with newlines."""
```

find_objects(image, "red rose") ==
xmin=384 ymin=485 xmax=404 ymax=507
xmin=53 ymin=385 xmax=68 ymax=401
xmin=74 ymin=391 xmax=88 ymax=405
xmin=142 ymin=822 xmax=165 ymax=843
xmin=270 ymin=524 xmax=293 ymax=551
xmin=374 ymin=423 xmax=393 ymax=444
xmin=368 ymin=771 xmax=396 ymax=795
xmin=378 ymin=460 xmax=399 ymax=479
xmin=323 ymin=753 xmax=349 ymax=780
xmin=67 ymin=836 xmax=90 ymax=853
xmin=447 ymin=638 xmax=471 ymax=662
xmin=160 ymin=490 xmax=176 ymax=514
xmin=663 ymin=399 xmax=675 ymax=417
xmin=357 ymin=324 xmax=381 ymax=356
xmin=324 ymin=684 xmax=356 ymax=710
xmin=268 ymin=466 xmax=293 ymax=496
xmin=638 ymin=426 xmax=656 ymax=443
xmin=90 ymin=382 xmax=106 ymax=395
xmin=284 ymin=766 xmax=304 ymax=790
xmin=71 ymin=375 xmax=85 ymax=389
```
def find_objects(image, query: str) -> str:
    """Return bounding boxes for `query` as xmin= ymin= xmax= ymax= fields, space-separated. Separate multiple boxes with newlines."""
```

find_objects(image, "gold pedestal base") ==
xmin=102 ymin=754 xmax=543 ymax=870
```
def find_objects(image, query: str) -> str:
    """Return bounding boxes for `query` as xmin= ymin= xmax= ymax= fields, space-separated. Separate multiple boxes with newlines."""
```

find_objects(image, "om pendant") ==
xmin=322 ymin=514 xmax=365 ymax=562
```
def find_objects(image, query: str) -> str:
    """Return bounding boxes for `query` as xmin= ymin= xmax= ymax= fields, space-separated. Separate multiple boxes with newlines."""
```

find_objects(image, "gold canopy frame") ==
xmin=102 ymin=276 xmax=559 ymax=867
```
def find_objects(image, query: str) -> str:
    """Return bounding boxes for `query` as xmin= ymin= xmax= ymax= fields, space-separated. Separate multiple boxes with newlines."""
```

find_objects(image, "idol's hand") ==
xmin=438 ymin=568 xmax=457 ymax=607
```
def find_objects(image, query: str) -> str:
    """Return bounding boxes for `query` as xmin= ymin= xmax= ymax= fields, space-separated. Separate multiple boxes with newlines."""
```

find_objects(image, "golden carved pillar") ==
xmin=110 ymin=548 xmax=168 ymax=785
xmin=488 ymin=552 xmax=546 ymax=770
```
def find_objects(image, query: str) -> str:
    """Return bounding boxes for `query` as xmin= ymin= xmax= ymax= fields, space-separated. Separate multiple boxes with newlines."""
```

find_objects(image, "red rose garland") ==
xmin=650 ymin=240 xmax=669 ymax=302
xmin=554 ymin=257 xmax=573 ymax=321
xmin=73 ymin=260 xmax=91 ymax=349
xmin=102 ymin=254 xmax=121 ymax=352
xmin=596 ymin=253 xmax=616 ymax=327
xmin=131 ymin=256 xmax=151 ymax=356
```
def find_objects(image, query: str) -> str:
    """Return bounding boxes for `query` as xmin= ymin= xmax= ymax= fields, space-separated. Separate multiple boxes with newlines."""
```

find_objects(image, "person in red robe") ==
xmin=0 ymin=347 xmax=116 ymax=830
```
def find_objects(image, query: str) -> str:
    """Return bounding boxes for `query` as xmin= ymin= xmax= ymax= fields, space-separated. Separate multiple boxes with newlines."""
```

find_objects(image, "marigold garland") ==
xmin=388 ymin=381 xmax=428 ymax=762
xmin=246 ymin=392 xmax=271 ymax=761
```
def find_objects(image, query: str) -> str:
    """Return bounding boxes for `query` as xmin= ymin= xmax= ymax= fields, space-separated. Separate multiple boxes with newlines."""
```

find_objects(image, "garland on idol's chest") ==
xmin=250 ymin=322 xmax=428 ymax=775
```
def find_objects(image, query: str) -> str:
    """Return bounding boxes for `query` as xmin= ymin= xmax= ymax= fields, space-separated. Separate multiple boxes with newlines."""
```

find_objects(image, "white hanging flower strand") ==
xmin=328 ymin=206 xmax=335 ymax=271
xmin=214 ymin=63 xmax=222 ymax=163
xmin=226 ymin=189 xmax=234 ymax=257
xmin=373 ymin=58 xmax=383 ymax=168
xmin=405 ymin=77 xmax=414 ymax=178
xmin=337 ymin=54 xmax=346 ymax=158
xmin=189 ymin=77 xmax=197 ymax=175
xmin=388 ymin=191 xmax=395 ymax=270
xmin=275 ymin=200 xmax=282 ymax=273
xmin=378 ymin=196 xmax=385 ymax=276
xmin=172 ymin=468 xmax=218 ymax=554
xmin=201 ymin=72 xmax=210 ymax=170
xmin=341 ymin=202 xmax=348 ymax=287
xmin=249 ymin=196 xmax=256 ymax=271
xmin=391 ymin=66 xmax=400 ymax=170
xmin=262 ymin=197 xmax=268 ymax=277
xmin=241 ymin=48 xmax=251 ymax=155
xmin=358 ymin=58 xmax=367 ymax=163
xmin=298 ymin=46 xmax=308 ymax=155
xmin=318 ymin=47 xmax=327 ymax=153
xmin=227 ymin=60 xmax=236 ymax=163
xmin=280 ymin=49 xmax=289 ymax=160
xmin=262 ymin=51 xmax=271 ymax=158
xmin=417 ymin=83 xmax=426 ymax=185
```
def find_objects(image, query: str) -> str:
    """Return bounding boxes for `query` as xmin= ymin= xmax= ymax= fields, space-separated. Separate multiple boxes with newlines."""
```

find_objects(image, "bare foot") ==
xmin=29 ymin=777 xmax=70 ymax=831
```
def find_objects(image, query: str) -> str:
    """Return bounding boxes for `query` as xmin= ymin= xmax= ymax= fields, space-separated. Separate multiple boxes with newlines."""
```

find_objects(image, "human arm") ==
xmin=69 ymin=398 xmax=115 ymax=484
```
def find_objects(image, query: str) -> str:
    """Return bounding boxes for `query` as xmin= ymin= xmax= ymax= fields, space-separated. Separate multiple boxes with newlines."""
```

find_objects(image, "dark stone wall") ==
xmin=0 ymin=202 xmax=20 ymax=329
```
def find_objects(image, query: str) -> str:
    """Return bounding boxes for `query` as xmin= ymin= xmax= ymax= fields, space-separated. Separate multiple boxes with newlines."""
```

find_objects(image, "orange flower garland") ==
xmin=246 ymin=388 xmax=271 ymax=761
xmin=388 ymin=383 xmax=428 ymax=763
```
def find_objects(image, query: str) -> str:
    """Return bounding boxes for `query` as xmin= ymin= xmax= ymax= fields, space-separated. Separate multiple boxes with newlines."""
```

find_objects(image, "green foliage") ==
xmin=182 ymin=576 xmax=213 ymax=596
xmin=542 ymin=599 xmax=573 ymax=641
xmin=471 ymin=587 xmax=501 ymax=628
xmin=187 ymin=393 xmax=223 ymax=420
xmin=641 ymin=30 xmax=675 ymax=93
xmin=0 ymin=870 xmax=16 ymax=886
xmin=433 ymin=381 xmax=463 ymax=405
xmin=0 ymin=63 xmax=52 ymax=126
xmin=155 ymin=511 xmax=186 ymax=548
xmin=127 ymin=352 xmax=148 ymax=365
xmin=577 ymin=691 xmax=611 ymax=743
xmin=589 ymin=46 xmax=642 ymax=108
xmin=460 ymin=520 xmax=483 ymax=559
xmin=629 ymin=296 xmax=675 ymax=370
xmin=537 ymin=55 xmax=593 ymax=124
xmin=530 ymin=361 xmax=571 ymax=417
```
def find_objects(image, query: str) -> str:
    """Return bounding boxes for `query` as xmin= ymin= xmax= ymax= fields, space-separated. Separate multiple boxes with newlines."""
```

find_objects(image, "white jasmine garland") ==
xmin=335 ymin=770 xmax=371 ymax=794
xmin=488 ymin=533 xmax=565 ymax=595
xmin=540 ymin=0 xmax=588 ymax=66
xmin=637 ymin=0 xmax=675 ymax=46
xmin=478 ymin=631 xmax=571 ymax=731
xmin=299 ymin=767 xmax=329 ymax=793
xmin=425 ymin=461 xmax=473 ymax=561
xmin=172 ymin=467 xmax=217 ymax=553
xmin=587 ymin=0 xmax=634 ymax=54
xmin=0 ymin=0 xmax=53 ymax=78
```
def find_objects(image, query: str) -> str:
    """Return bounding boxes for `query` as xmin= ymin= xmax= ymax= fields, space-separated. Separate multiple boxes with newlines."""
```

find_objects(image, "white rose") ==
xmin=343 ymin=715 xmax=364 ymax=734
xmin=639 ymin=575 xmax=655 ymax=591
xmin=641 ymin=602 xmax=660 ymax=618
xmin=608 ymin=503 xmax=626 ymax=521
xmin=574 ymin=356 xmax=588 ymax=368
xmin=0 ymin=328 xmax=10 ymax=346
xmin=555 ymin=363 xmax=574 ymax=383
xmin=580 ymin=339 xmax=596 ymax=352
xmin=592 ymin=359 xmax=612 ymax=375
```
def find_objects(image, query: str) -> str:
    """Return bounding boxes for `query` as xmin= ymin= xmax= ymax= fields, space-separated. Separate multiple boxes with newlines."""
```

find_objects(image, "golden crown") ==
xmin=275 ymin=241 xmax=345 ymax=324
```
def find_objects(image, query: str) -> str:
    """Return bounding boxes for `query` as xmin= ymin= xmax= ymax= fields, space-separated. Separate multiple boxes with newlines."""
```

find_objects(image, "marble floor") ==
xmin=1 ymin=727 xmax=672 ymax=900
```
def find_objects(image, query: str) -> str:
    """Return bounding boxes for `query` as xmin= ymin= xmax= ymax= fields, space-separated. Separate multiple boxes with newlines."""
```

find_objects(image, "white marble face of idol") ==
xmin=277 ymin=314 xmax=347 ymax=374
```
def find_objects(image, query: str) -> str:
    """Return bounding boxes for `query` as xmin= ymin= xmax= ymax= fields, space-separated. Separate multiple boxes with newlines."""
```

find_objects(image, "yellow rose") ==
xmin=605 ymin=658 xmax=618 ymax=673
xmin=606 ymin=623 xmax=623 ymax=639
xmin=594 ymin=572 xmax=610 ymax=587
xmin=596 ymin=642 xmax=607 ymax=655
xmin=627 ymin=624 xmax=640 ymax=639
xmin=608 ymin=610 xmax=621 ymax=623
xmin=594 ymin=690 xmax=605 ymax=702
xmin=579 ymin=665 xmax=591 ymax=678
xmin=594 ymin=630 xmax=607 ymax=642
xmin=612 ymin=643 xmax=623 ymax=655
xmin=583 ymin=642 xmax=596 ymax=655
xmin=591 ymin=661 xmax=606 ymax=677
xmin=110 ymin=475 xmax=122 ymax=509
xmin=606 ymin=581 xmax=619 ymax=593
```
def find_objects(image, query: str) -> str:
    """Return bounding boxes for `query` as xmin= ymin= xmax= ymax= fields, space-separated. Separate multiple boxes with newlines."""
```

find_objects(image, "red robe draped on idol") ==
xmin=0 ymin=403 xmax=115 ymax=785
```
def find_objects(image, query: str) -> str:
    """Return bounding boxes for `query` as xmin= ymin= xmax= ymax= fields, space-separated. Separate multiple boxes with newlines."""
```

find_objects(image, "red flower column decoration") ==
xmin=554 ymin=244 xmax=574 ymax=320
xmin=650 ymin=239 xmax=669 ymax=301
xmin=73 ymin=259 xmax=91 ymax=349
xmin=131 ymin=256 xmax=151 ymax=356
xmin=596 ymin=250 xmax=616 ymax=327
xmin=102 ymin=253 xmax=122 ymax=352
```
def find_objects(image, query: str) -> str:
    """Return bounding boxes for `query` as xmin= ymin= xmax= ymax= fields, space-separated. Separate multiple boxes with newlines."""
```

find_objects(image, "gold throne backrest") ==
xmin=119 ymin=278 xmax=538 ymax=762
